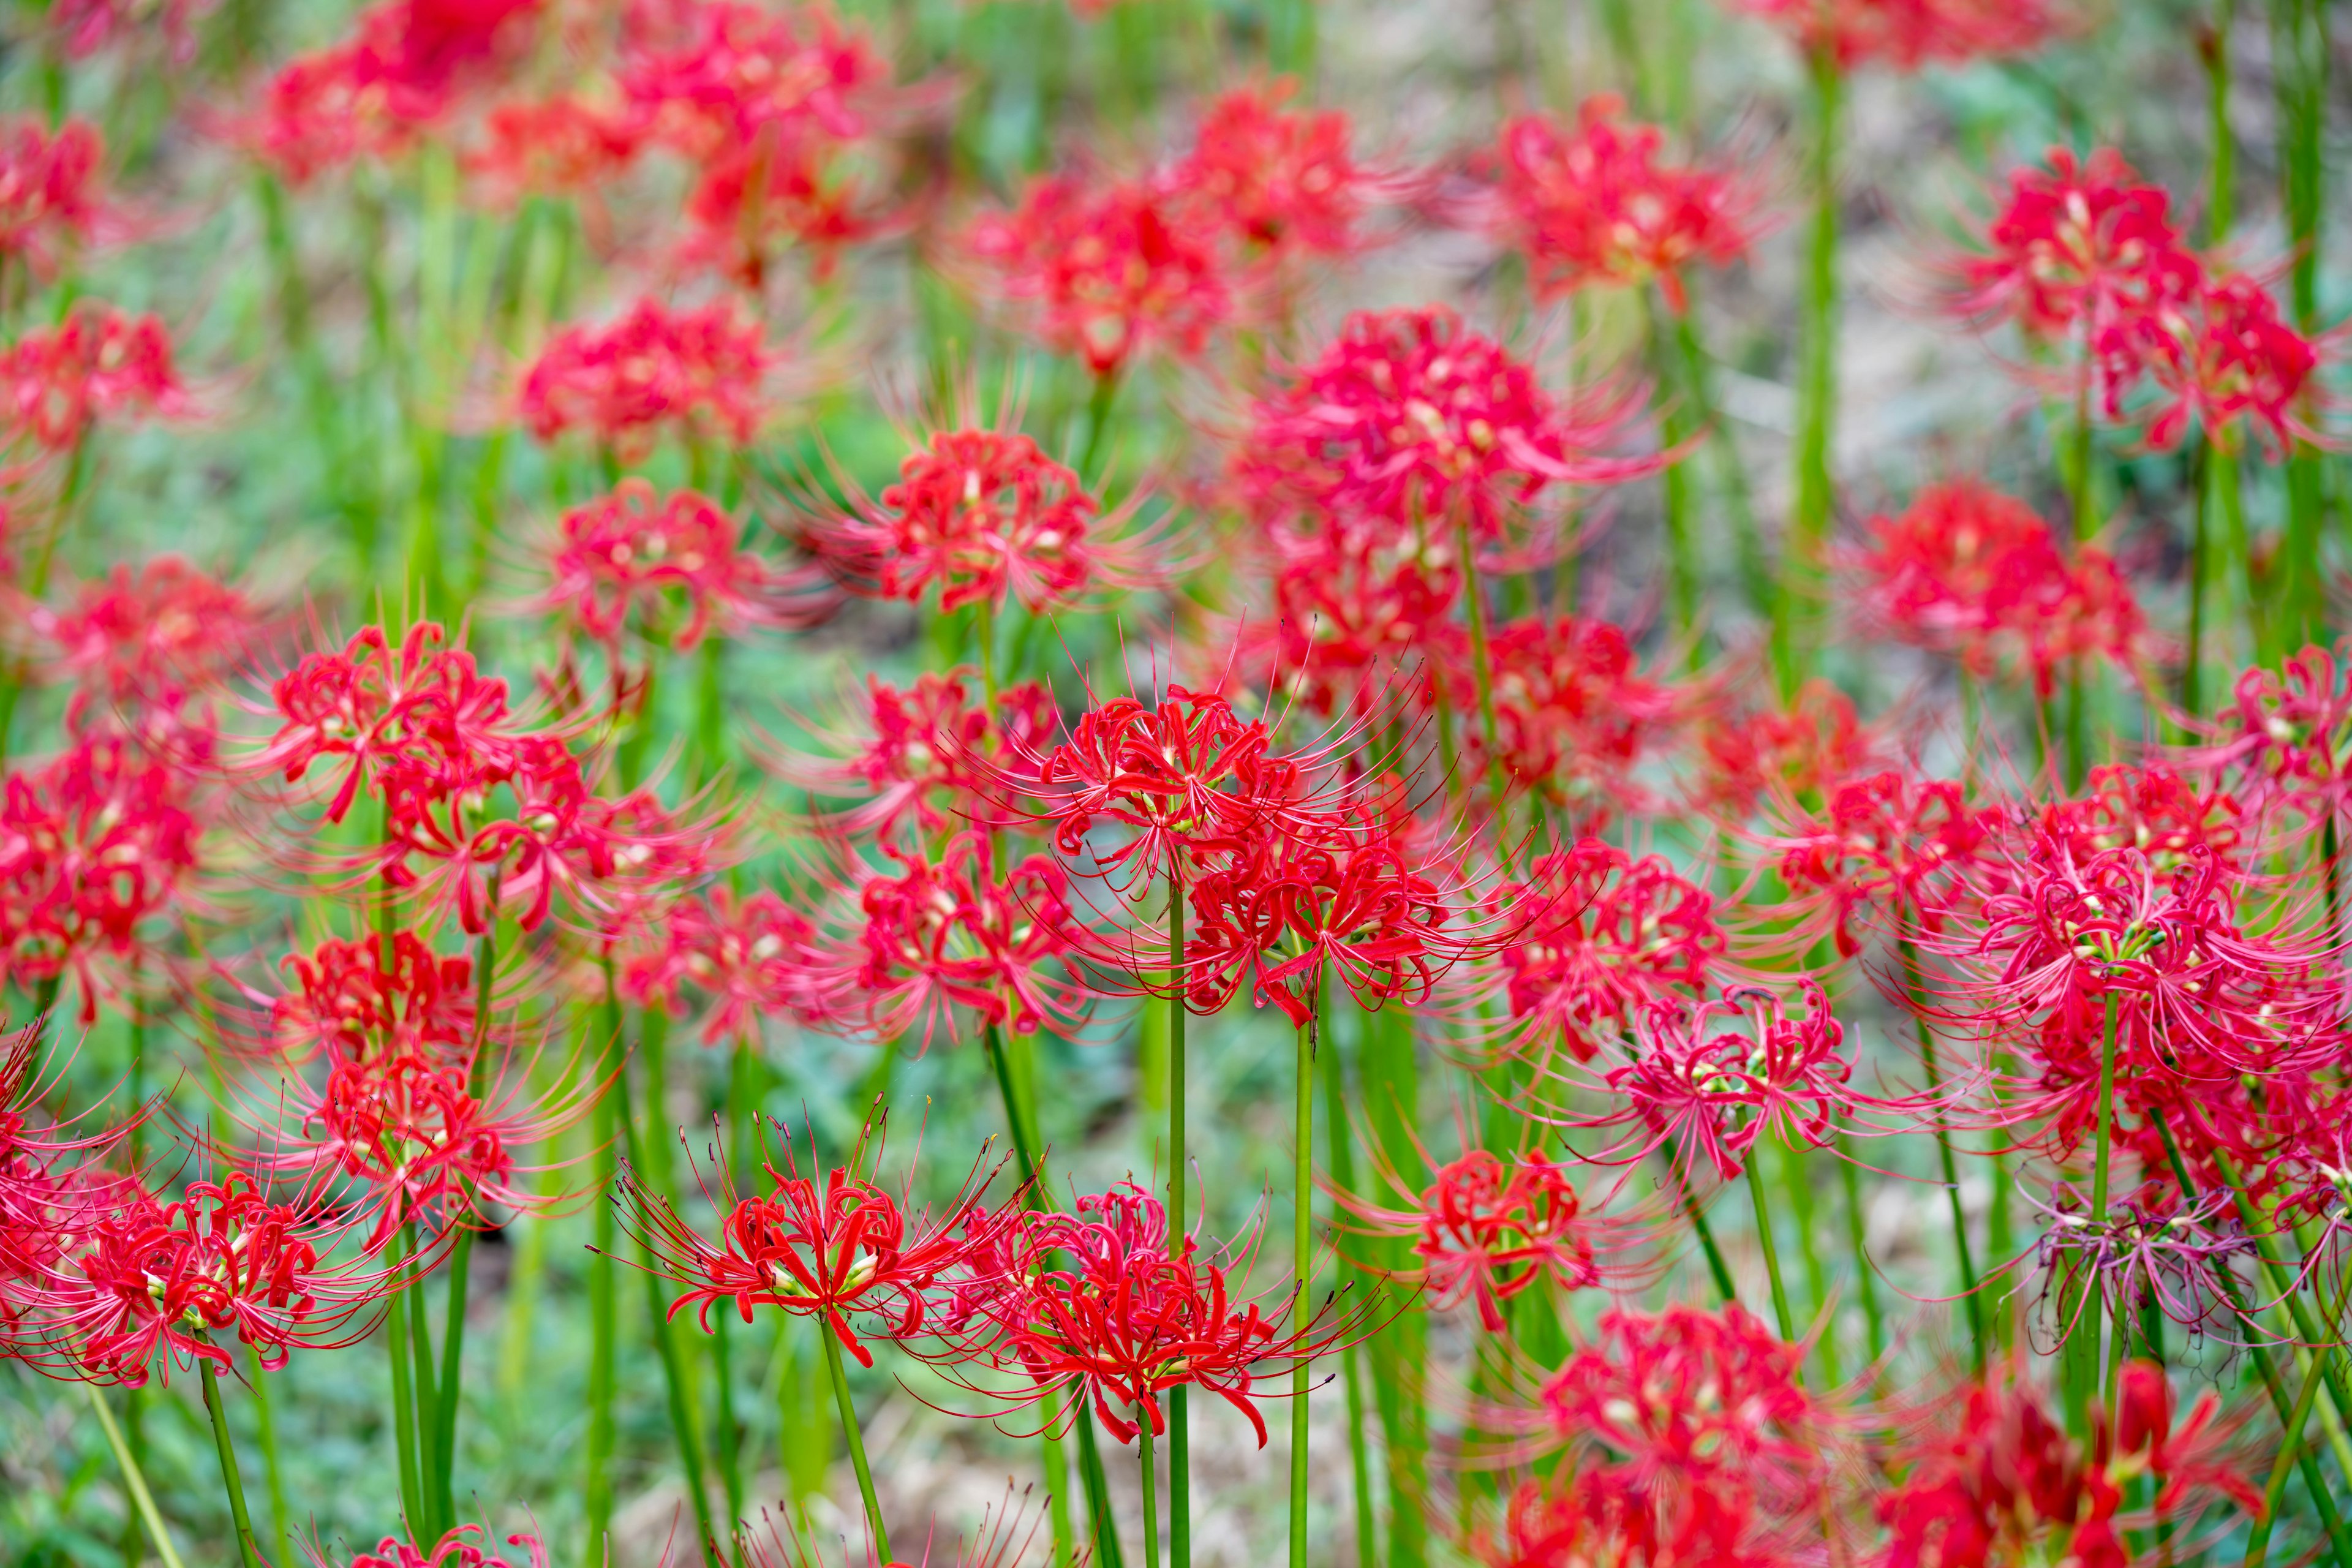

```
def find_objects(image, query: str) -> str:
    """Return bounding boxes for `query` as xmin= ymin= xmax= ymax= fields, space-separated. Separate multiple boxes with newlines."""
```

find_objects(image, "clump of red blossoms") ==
xmin=1765 ymin=768 xmax=1994 ymax=958
xmin=540 ymin=480 xmax=792 ymax=652
xmin=805 ymin=427 xmax=1125 ymax=614
xmin=32 ymin=557 xmax=262 ymax=745
xmin=0 ymin=116 xmax=105 ymax=279
xmin=1240 ymin=306 xmax=1656 ymax=546
xmin=0 ymin=304 xmax=184 ymax=451
xmin=2130 ymin=268 xmax=2324 ymax=456
xmin=619 ymin=1117 xmax=1010 ymax=1366
xmin=1170 ymin=81 xmax=1368 ymax=259
xmin=1958 ymin=148 xmax=2199 ymax=352
xmin=944 ymin=1180 xmax=1354 ymax=1447
xmin=1489 ymin=96 xmax=1759 ymax=311
xmin=265 ymin=929 xmax=475 ymax=1066
xmin=779 ymin=669 xmax=1057 ymax=846
xmin=624 ymin=887 xmax=827 ymax=1043
xmin=1875 ymin=1360 xmax=2261 ymax=1568
xmin=519 ymin=296 xmax=774 ymax=454
xmin=1850 ymin=480 xmax=2144 ymax=698
xmin=1382 ymin=1150 xmax=1599 ymax=1332
xmin=1486 ymin=839 xmax=1723 ymax=1061
xmin=0 ymin=732 xmax=200 ymax=1023
xmin=965 ymin=174 xmax=1230 ymax=377
xmin=1735 ymin=0 xmax=2059 ymax=72
xmin=312 ymin=1523 xmax=547 ymax=1568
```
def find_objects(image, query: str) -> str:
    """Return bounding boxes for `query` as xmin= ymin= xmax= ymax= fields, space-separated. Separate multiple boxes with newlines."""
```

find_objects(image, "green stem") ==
xmin=386 ymin=1227 xmax=426 ymax=1534
xmin=1077 ymin=368 xmax=1122 ymax=484
xmin=1139 ymin=1410 xmax=1160 ymax=1568
xmin=1835 ymin=1142 xmax=1885 ymax=1373
xmin=1450 ymin=508 xmax=1513 ymax=835
xmin=1745 ymin=1156 xmax=1796 ymax=1343
xmin=1668 ymin=1146 xmax=1739 ymax=1305
xmin=1775 ymin=45 xmax=1842 ymax=698
xmin=1167 ymin=877 xmax=1190 ymax=1568
xmin=1291 ymin=1003 xmax=1316 ymax=1568
xmin=821 ymin=1327 xmax=891 ymax=1562
xmin=405 ymin=1223 xmax=443 ymax=1541
xmin=86 ymin=1384 xmax=187 ymax=1568
xmin=200 ymin=1357 xmax=266 ymax=1568
xmin=1898 ymin=940 xmax=1984 ymax=1366
xmin=1320 ymin=1000 xmax=1378 ymax=1568
xmin=1777 ymin=1137 xmax=1834 ymax=1384
xmin=433 ymin=1224 xmax=473 ymax=1526
xmin=245 ymin=1345 xmax=292 ymax=1568
xmin=2184 ymin=437 xmax=2210 ymax=720
xmin=2063 ymin=991 xmax=2121 ymax=1431
xmin=2246 ymin=1344 xmax=2331 ymax=1568
xmin=585 ymin=1076 xmax=619 ymax=1559
xmin=1670 ymin=293 xmax=1769 ymax=622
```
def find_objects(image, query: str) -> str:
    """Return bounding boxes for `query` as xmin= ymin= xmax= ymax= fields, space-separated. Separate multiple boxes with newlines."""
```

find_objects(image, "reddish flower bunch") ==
xmin=965 ymin=174 xmax=1230 ymax=376
xmin=0 ymin=1028 xmax=141 ymax=1345
xmin=27 ymin=1170 xmax=397 ymax=1385
xmin=1405 ymin=1150 xmax=1597 ymax=1330
xmin=248 ymin=0 xmax=545 ymax=182
xmin=32 ymin=557 xmax=260 ymax=747
xmin=1241 ymin=306 xmax=1655 ymax=546
xmin=316 ymin=1523 xmax=547 ymax=1568
xmin=253 ymin=621 xmax=704 ymax=933
xmin=1735 ymin=0 xmax=2058 ymax=72
xmin=1767 ymin=768 xmax=1995 ymax=957
xmin=468 ymin=94 xmax=646 ymax=203
xmin=1170 ymin=81 xmax=1367 ymax=259
xmin=1851 ymin=480 xmax=2144 ymax=697
xmin=1687 ymin=680 xmax=1878 ymax=819
xmin=786 ymin=669 xmax=1057 ymax=845
xmin=0 ymin=116 xmax=105 ymax=278
xmin=0 ymin=733 xmax=200 ymax=1022
xmin=1477 ymin=1465 xmax=1782 ymax=1568
xmin=1490 ymin=96 xmax=1759 ymax=311
xmin=946 ymin=1180 xmax=1348 ymax=1446
xmin=541 ymin=480 xmax=777 ymax=652
xmin=1488 ymin=839 xmax=1723 ymax=1061
xmin=1956 ymin=148 xmax=2322 ymax=453
xmin=617 ymin=0 xmax=894 ymax=282
xmin=845 ymin=830 xmax=1085 ymax=1047
xmin=1437 ymin=614 xmax=1682 ymax=822
xmin=1876 ymin=1360 xmax=2260 ymax=1568
xmin=1536 ymin=1304 xmax=1826 ymax=1556
xmin=519 ymin=297 xmax=773 ymax=454
xmin=624 ymin=887 xmax=827 ymax=1043
xmin=807 ymin=427 xmax=1120 ymax=614
xmin=240 ymin=924 xmax=592 ymax=1249
xmin=2205 ymin=641 xmax=2352 ymax=824
xmin=1248 ymin=514 xmax=1460 ymax=716
xmin=622 ymin=1118 xmax=1009 ymax=1365
xmin=2037 ymin=763 xmax=2241 ymax=875
xmin=0 ymin=304 xmax=183 ymax=452
xmin=1567 ymin=981 xmax=1873 ymax=1180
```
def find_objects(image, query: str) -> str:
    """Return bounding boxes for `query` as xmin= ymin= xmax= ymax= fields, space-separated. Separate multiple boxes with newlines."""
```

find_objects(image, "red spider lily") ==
xmin=949 ymin=1179 xmax=1354 ymax=1446
xmin=1686 ymin=679 xmax=1879 ymax=819
xmin=1489 ymin=96 xmax=1760 ymax=312
xmin=1763 ymin=769 xmax=1996 ymax=957
xmin=1875 ymin=1359 xmax=2261 ymax=1568
xmin=1487 ymin=839 xmax=1723 ymax=1061
xmin=677 ymin=131 xmax=892 ymax=286
xmin=540 ymin=480 xmax=801 ymax=652
xmin=31 ymin=557 xmax=261 ymax=742
xmin=1403 ymin=1150 xmax=1596 ymax=1330
xmin=1022 ymin=684 xmax=1302 ymax=892
xmin=617 ymin=0 xmax=884 ymax=156
xmin=1435 ymin=614 xmax=1681 ymax=824
xmin=236 ymin=1006 xmax=600 ymax=1250
xmin=1561 ymin=981 xmax=1893 ymax=1181
xmin=1240 ymin=306 xmax=1659 ymax=546
xmin=2200 ymin=642 xmax=2352 ymax=823
xmin=45 ymin=0 xmax=203 ymax=61
xmin=1180 ymin=805 xmax=1470 ymax=1027
xmin=0 ymin=1021 xmax=144 ymax=1163
xmin=2128 ymin=269 xmax=2324 ymax=456
xmin=312 ymin=1523 xmax=547 ymax=1568
xmin=804 ymin=426 xmax=1134 ymax=614
xmin=0 ymin=304 xmax=183 ymax=452
xmin=251 ymin=621 xmax=521 ymax=827
xmin=1537 ymin=1303 xmax=1828 ymax=1528
xmin=2029 ymin=1179 xmax=2252 ymax=1342
xmin=246 ymin=0 xmax=544 ymax=183
xmin=1735 ymin=0 xmax=2059 ymax=72
xmin=845 ymin=830 xmax=1087 ymax=1048
xmin=623 ymin=886 xmax=829 ymax=1042
xmin=1244 ymin=522 xmax=1458 ymax=716
xmin=518 ymin=296 xmax=774 ymax=455
xmin=0 ymin=732 xmax=200 ymax=1023
xmin=467 ymin=95 xmax=649 ymax=203
xmin=2038 ymin=763 xmax=2241 ymax=875
xmin=616 ymin=1115 xmax=1010 ymax=1366
xmin=1953 ymin=147 xmax=2201 ymax=374
xmin=0 ymin=116 xmax=104 ymax=278
xmin=738 ymin=1481 xmax=1052 ymax=1568
xmin=1475 ymin=1468 xmax=1786 ymax=1568
xmin=1170 ymin=81 xmax=1367 ymax=258
xmin=264 ymin=930 xmax=475 ymax=1066
xmin=774 ymin=669 xmax=1057 ymax=845
xmin=29 ymin=1170 xmax=401 ymax=1385
xmin=964 ymin=173 xmax=1230 ymax=377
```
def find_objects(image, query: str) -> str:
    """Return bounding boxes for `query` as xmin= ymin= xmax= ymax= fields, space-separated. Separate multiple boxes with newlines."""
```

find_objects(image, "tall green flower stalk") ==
xmin=200 ymin=1358 xmax=268 ymax=1568
xmin=2060 ymin=993 xmax=2122 ymax=1432
xmin=2271 ymin=0 xmax=2328 ymax=654
xmin=85 ymin=1383 xmax=185 ymax=1568
xmin=1774 ymin=47 xmax=1844 ymax=696
xmin=1166 ymin=878 xmax=1192 ymax=1568
xmin=1289 ymin=997 xmax=1317 ymax=1568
